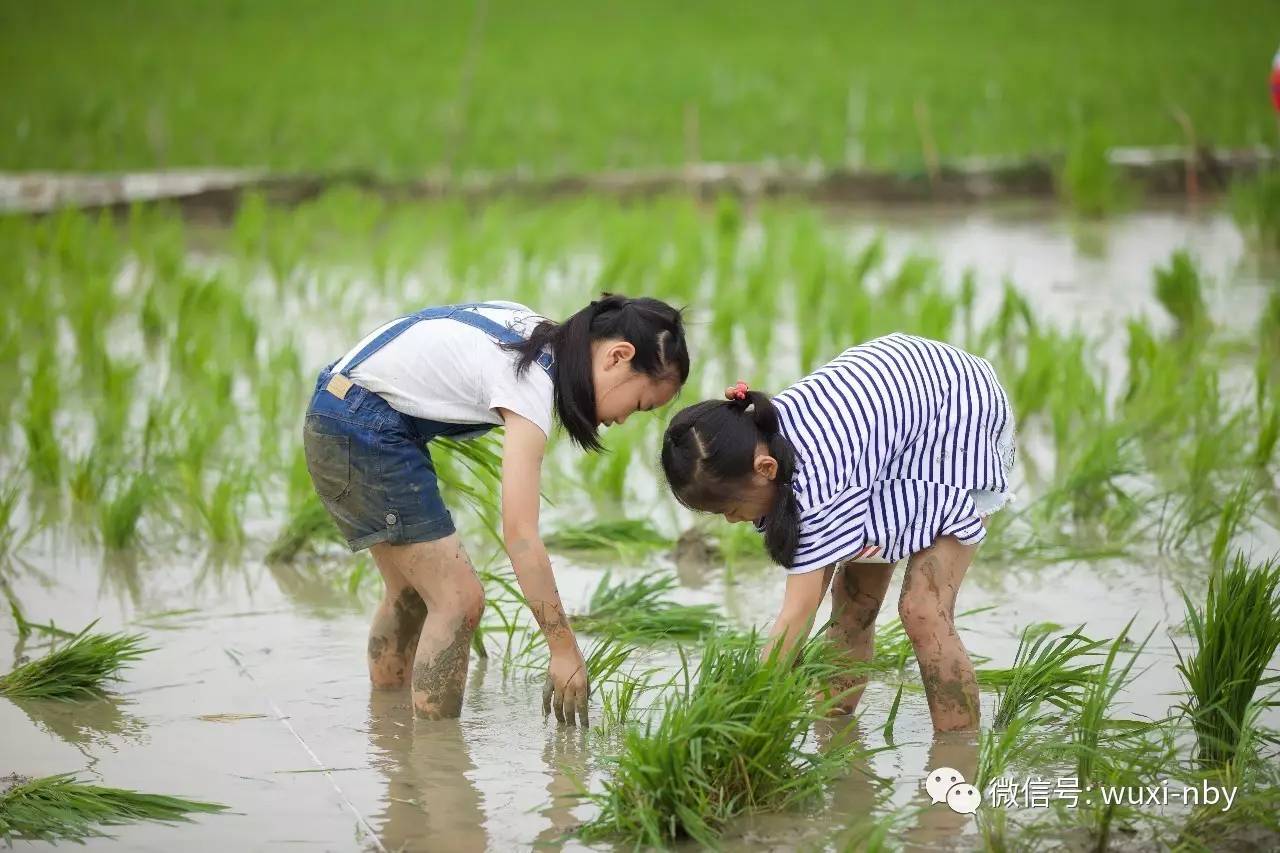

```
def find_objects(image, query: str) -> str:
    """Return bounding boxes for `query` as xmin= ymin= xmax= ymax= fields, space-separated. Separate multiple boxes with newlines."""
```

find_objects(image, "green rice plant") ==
xmin=578 ymin=633 xmax=860 ymax=847
xmin=193 ymin=468 xmax=253 ymax=549
xmin=1253 ymin=403 xmax=1279 ymax=473
xmin=1260 ymin=289 xmax=1280 ymax=360
xmin=0 ymin=482 xmax=20 ymax=557
xmin=1058 ymin=124 xmax=1129 ymax=217
xmin=98 ymin=475 xmax=154 ymax=551
xmin=266 ymin=493 xmax=345 ymax=563
xmin=1174 ymin=552 xmax=1280 ymax=768
xmin=0 ymin=773 xmax=226 ymax=843
xmin=0 ymin=622 xmax=150 ymax=701
xmin=712 ymin=519 xmax=769 ymax=566
xmin=976 ymin=713 xmax=1042 ymax=791
xmin=599 ymin=666 xmax=663 ymax=729
xmin=571 ymin=572 xmax=720 ymax=641
xmin=1229 ymin=169 xmax=1280 ymax=252
xmin=544 ymin=519 xmax=672 ymax=558
xmin=432 ymin=434 xmax=504 ymax=545
xmin=1070 ymin=617 xmax=1154 ymax=784
xmin=5 ymin=594 xmax=76 ymax=644
xmin=990 ymin=625 xmax=1105 ymax=729
xmin=583 ymin=635 xmax=637 ymax=687
xmin=22 ymin=349 xmax=61 ymax=491
xmin=1154 ymin=249 xmax=1208 ymax=337
xmin=1208 ymin=479 xmax=1261 ymax=568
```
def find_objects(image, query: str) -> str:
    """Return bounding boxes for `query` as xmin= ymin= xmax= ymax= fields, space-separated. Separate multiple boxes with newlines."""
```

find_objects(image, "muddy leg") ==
xmin=372 ymin=536 xmax=485 ymax=720
xmin=367 ymin=555 xmax=429 ymax=688
xmin=898 ymin=536 xmax=980 ymax=732
xmin=825 ymin=560 xmax=895 ymax=715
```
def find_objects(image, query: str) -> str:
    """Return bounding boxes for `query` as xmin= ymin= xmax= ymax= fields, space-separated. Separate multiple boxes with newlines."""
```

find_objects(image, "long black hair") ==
xmin=661 ymin=391 xmax=800 ymax=567
xmin=503 ymin=294 xmax=689 ymax=452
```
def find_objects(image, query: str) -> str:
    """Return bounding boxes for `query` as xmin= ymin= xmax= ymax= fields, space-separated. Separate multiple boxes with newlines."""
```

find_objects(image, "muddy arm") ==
xmin=761 ymin=565 xmax=832 ymax=662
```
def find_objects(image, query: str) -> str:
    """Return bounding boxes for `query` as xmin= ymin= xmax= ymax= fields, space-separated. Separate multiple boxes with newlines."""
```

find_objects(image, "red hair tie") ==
xmin=731 ymin=380 xmax=749 ymax=400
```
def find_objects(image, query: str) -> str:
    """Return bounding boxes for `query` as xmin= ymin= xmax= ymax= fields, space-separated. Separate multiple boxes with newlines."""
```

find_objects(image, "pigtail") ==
xmin=661 ymin=390 xmax=802 ymax=569
xmin=745 ymin=392 xmax=800 ymax=567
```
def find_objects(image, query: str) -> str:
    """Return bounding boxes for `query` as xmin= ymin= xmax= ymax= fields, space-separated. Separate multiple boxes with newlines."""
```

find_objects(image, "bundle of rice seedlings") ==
xmin=988 ymin=625 xmax=1104 ymax=729
xmin=544 ymin=519 xmax=672 ymax=558
xmin=1175 ymin=552 xmax=1280 ymax=768
xmin=571 ymin=572 xmax=720 ymax=641
xmin=0 ymin=622 xmax=150 ymax=701
xmin=578 ymin=634 xmax=858 ymax=847
xmin=0 ymin=773 xmax=225 ymax=842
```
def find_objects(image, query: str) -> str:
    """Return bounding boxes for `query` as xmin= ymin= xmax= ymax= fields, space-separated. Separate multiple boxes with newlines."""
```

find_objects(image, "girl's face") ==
xmin=592 ymin=339 xmax=681 ymax=427
xmin=709 ymin=445 xmax=780 ymax=524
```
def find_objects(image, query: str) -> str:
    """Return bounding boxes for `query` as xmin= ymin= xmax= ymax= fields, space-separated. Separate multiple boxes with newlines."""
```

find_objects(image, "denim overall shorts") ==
xmin=302 ymin=303 xmax=554 ymax=551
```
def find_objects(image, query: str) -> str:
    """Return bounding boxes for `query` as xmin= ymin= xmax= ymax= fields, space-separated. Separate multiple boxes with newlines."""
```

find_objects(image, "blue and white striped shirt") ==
xmin=770 ymin=333 xmax=1014 ymax=574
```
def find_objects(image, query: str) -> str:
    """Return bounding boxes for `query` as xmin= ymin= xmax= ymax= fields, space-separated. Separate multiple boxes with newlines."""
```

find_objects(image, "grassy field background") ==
xmin=2 ymin=0 xmax=1278 ymax=176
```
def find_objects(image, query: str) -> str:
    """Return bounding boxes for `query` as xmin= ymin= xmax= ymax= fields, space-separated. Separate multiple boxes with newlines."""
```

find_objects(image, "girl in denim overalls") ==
xmin=305 ymin=295 xmax=689 ymax=722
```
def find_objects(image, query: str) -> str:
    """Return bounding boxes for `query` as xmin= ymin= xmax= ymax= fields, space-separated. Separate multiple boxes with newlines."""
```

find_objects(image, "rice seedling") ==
xmin=98 ymin=475 xmax=154 ymax=552
xmin=1070 ymin=617 xmax=1155 ymax=784
xmin=4 ymin=593 xmax=75 ymax=645
xmin=1058 ymin=124 xmax=1130 ymax=217
xmin=431 ymin=434 xmax=505 ymax=545
xmin=0 ymin=622 xmax=150 ymax=701
xmin=193 ymin=468 xmax=253 ymax=550
xmin=989 ymin=625 xmax=1106 ymax=729
xmin=0 ymin=773 xmax=226 ymax=842
xmin=975 ymin=715 xmax=1051 ymax=812
xmin=543 ymin=519 xmax=672 ymax=558
xmin=577 ymin=633 xmax=861 ymax=847
xmin=0 ymin=482 xmax=20 ymax=557
xmin=1154 ymin=250 xmax=1208 ymax=337
xmin=1229 ymin=169 xmax=1280 ymax=252
xmin=266 ymin=494 xmax=345 ymax=563
xmin=571 ymin=572 xmax=721 ymax=641
xmin=1174 ymin=552 xmax=1280 ymax=769
xmin=21 ymin=349 xmax=61 ymax=492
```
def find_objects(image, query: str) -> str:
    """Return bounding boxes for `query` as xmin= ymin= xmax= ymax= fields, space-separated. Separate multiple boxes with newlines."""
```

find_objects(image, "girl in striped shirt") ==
xmin=661 ymin=333 xmax=1015 ymax=732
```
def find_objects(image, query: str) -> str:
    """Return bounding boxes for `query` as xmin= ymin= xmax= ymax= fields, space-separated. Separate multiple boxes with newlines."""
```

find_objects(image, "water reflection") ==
xmin=367 ymin=689 xmax=488 ymax=852
xmin=13 ymin=693 xmax=148 ymax=759
xmin=903 ymin=730 xmax=981 ymax=849
xmin=534 ymin=725 xmax=591 ymax=847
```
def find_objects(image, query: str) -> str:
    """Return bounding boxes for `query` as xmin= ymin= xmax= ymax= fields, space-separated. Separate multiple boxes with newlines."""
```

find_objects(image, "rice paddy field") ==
xmin=0 ymin=189 xmax=1277 ymax=851
xmin=3 ymin=3 xmax=1280 ymax=848
xmin=2 ymin=1 xmax=1279 ymax=176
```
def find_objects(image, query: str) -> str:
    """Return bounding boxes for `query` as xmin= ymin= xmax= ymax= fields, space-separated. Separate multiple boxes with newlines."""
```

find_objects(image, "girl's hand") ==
xmin=543 ymin=646 xmax=590 ymax=726
xmin=762 ymin=565 xmax=833 ymax=662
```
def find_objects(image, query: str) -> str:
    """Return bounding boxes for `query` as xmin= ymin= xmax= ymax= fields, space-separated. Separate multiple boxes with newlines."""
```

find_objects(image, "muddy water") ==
xmin=3 ymin=205 xmax=1277 ymax=852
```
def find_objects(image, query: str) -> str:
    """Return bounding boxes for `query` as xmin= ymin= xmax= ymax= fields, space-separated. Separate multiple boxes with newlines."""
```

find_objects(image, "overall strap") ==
xmin=440 ymin=309 xmax=556 ymax=377
xmin=336 ymin=303 xmax=554 ymax=378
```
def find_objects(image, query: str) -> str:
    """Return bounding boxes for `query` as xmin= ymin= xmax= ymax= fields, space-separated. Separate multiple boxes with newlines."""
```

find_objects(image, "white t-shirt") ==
xmin=334 ymin=302 xmax=555 ymax=438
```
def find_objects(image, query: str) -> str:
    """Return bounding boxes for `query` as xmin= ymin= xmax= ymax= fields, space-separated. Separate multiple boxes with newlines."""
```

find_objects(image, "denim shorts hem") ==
xmin=345 ymin=515 xmax=456 ymax=552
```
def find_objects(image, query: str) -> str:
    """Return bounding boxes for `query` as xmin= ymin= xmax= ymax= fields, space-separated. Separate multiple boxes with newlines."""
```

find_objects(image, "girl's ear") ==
xmin=606 ymin=340 xmax=636 ymax=368
xmin=754 ymin=454 xmax=778 ymax=481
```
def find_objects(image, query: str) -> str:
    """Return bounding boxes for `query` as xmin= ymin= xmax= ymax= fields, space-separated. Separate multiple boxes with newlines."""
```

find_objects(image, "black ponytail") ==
xmin=661 ymin=391 xmax=801 ymax=567
xmin=504 ymin=293 xmax=690 ymax=452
